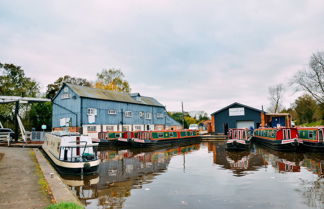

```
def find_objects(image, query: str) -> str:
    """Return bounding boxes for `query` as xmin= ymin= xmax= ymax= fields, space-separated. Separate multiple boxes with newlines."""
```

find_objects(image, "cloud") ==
xmin=1 ymin=0 xmax=324 ymax=114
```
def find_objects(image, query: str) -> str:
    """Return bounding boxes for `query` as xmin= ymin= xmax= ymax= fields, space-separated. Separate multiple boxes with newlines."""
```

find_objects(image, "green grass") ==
xmin=45 ymin=202 xmax=84 ymax=209
xmin=299 ymin=120 xmax=324 ymax=127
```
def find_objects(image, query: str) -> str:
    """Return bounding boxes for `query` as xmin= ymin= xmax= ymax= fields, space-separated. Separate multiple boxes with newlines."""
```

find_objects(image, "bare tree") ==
xmin=268 ymin=84 xmax=284 ymax=113
xmin=292 ymin=52 xmax=324 ymax=104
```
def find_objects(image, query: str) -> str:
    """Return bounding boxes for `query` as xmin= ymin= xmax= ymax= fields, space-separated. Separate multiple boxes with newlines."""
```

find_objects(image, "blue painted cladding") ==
xmin=213 ymin=104 xmax=261 ymax=134
xmin=81 ymin=98 xmax=180 ymax=126
xmin=52 ymin=86 xmax=81 ymax=127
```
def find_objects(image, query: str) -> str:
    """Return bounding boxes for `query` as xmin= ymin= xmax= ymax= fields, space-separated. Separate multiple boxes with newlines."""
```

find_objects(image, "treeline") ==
xmin=267 ymin=52 xmax=324 ymax=126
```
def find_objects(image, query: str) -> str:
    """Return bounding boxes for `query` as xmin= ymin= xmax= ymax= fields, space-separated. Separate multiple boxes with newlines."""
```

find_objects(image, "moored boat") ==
xmin=252 ymin=127 xmax=302 ymax=151
xmin=297 ymin=127 xmax=324 ymax=152
xmin=42 ymin=132 xmax=100 ymax=175
xmin=117 ymin=130 xmax=200 ymax=147
xmin=98 ymin=131 xmax=122 ymax=145
xmin=226 ymin=128 xmax=251 ymax=151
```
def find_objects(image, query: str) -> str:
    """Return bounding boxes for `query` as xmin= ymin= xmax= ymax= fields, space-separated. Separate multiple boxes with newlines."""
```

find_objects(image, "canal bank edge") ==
xmin=33 ymin=148 xmax=83 ymax=206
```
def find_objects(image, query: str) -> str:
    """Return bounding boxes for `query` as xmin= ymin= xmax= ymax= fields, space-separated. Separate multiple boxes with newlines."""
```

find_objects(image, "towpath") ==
xmin=0 ymin=147 xmax=51 ymax=209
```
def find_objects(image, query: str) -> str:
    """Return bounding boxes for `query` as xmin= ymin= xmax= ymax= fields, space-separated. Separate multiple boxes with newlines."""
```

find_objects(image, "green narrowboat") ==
xmin=297 ymin=127 xmax=324 ymax=151
xmin=98 ymin=131 xmax=123 ymax=145
xmin=120 ymin=130 xmax=200 ymax=147
xmin=252 ymin=127 xmax=302 ymax=151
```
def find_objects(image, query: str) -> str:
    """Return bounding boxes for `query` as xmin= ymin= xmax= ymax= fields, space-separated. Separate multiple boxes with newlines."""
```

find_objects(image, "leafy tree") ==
xmin=95 ymin=69 xmax=131 ymax=92
xmin=267 ymin=84 xmax=284 ymax=113
xmin=0 ymin=62 xmax=39 ymax=97
xmin=293 ymin=94 xmax=319 ymax=124
xmin=46 ymin=75 xmax=92 ymax=99
xmin=168 ymin=112 xmax=197 ymax=129
xmin=292 ymin=52 xmax=324 ymax=104
xmin=0 ymin=62 xmax=40 ymax=128
xmin=27 ymin=102 xmax=52 ymax=131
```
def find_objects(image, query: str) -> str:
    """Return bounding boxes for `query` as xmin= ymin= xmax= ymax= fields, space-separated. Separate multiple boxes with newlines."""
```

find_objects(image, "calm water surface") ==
xmin=61 ymin=141 xmax=324 ymax=209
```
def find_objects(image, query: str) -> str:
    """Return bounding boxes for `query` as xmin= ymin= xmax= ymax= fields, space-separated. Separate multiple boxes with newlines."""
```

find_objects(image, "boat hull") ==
xmin=301 ymin=141 xmax=324 ymax=152
xmin=252 ymin=136 xmax=301 ymax=151
xmin=42 ymin=146 xmax=100 ymax=175
xmin=226 ymin=140 xmax=250 ymax=151
xmin=129 ymin=137 xmax=201 ymax=148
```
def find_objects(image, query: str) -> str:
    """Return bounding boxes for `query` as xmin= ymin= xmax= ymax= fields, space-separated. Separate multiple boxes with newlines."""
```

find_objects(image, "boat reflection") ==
xmin=207 ymin=142 xmax=267 ymax=176
xmin=255 ymin=146 xmax=303 ymax=173
xmin=62 ymin=143 xmax=200 ymax=208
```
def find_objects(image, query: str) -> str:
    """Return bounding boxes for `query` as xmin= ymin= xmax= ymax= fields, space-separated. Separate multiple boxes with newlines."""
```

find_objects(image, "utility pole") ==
xmin=181 ymin=101 xmax=185 ymax=129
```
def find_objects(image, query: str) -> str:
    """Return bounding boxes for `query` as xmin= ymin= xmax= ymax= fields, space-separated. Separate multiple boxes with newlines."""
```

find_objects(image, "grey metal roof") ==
xmin=211 ymin=102 xmax=263 ymax=115
xmin=65 ymin=83 xmax=164 ymax=107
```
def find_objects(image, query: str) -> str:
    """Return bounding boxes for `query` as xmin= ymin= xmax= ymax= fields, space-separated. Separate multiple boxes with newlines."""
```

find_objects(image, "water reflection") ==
xmin=59 ymin=141 xmax=324 ymax=209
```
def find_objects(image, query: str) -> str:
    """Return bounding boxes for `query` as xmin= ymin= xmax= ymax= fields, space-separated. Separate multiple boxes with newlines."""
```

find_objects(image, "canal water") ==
xmin=60 ymin=141 xmax=324 ymax=209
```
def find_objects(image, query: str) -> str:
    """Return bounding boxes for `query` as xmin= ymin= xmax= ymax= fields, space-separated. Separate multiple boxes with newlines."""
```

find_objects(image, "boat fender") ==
xmin=84 ymin=162 xmax=91 ymax=170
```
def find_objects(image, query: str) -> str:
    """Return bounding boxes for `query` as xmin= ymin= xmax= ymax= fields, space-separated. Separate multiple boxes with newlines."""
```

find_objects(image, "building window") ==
xmin=61 ymin=93 xmax=70 ymax=99
xmin=60 ymin=118 xmax=70 ymax=127
xmin=106 ymin=126 xmax=115 ymax=131
xmin=139 ymin=112 xmax=144 ymax=118
xmin=156 ymin=113 xmax=164 ymax=118
xmin=145 ymin=112 xmax=152 ymax=119
xmin=87 ymin=108 xmax=97 ymax=115
xmin=64 ymin=87 xmax=69 ymax=92
xmin=125 ymin=111 xmax=132 ymax=117
xmin=134 ymin=125 xmax=142 ymax=131
xmin=108 ymin=109 xmax=117 ymax=115
xmin=136 ymin=97 xmax=141 ymax=102
xmin=87 ymin=126 xmax=97 ymax=132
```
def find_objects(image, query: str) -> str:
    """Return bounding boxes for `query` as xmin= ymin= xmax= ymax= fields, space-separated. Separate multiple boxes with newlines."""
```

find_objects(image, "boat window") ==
xmin=115 ymin=133 xmax=120 ymax=138
xmin=243 ymin=131 xmax=246 ymax=139
xmin=158 ymin=133 xmax=164 ymax=138
xmin=319 ymin=130 xmax=323 ymax=142
xmin=170 ymin=132 xmax=174 ymax=137
xmin=308 ymin=131 xmax=314 ymax=139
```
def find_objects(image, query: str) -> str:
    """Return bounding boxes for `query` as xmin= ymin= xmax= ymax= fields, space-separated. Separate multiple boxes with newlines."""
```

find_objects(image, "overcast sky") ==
xmin=1 ymin=0 xmax=323 ymax=114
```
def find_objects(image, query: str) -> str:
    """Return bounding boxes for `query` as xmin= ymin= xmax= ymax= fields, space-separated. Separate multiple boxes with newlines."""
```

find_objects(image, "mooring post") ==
xmin=14 ymin=101 xmax=19 ymax=142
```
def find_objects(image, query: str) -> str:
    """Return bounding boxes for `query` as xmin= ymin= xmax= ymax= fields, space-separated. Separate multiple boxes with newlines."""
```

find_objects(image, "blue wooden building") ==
xmin=52 ymin=83 xmax=181 ymax=138
xmin=211 ymin=102 xmax=263 ymax=134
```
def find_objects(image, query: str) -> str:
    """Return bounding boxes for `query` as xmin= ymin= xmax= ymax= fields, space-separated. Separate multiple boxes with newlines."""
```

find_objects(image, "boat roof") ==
xmin=51 ymin=131 xmax=81 ymax=137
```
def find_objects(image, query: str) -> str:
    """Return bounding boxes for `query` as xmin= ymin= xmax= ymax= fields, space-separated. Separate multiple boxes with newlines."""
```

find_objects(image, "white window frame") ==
xmin=124 ymin=111 xmax=132 ymax=118
xmin=105 ymin=125 xmax=115 ymax=131
xmin=61 ymin=93 xmax=70 ymax=99
xmin=87 ymin=108 xmax=97 ymax=115
xmin=156 ymin=113 xmax=164 ymax=118
xmin=108 ymin=109 xmax=117 ymax=115
xmin=87 ymin=126 xmax=97 ymax=132
xmin=145 ymin=112 xmax=152 ymax=120
xmin=139 ymin=111 xmax=144 ymax=118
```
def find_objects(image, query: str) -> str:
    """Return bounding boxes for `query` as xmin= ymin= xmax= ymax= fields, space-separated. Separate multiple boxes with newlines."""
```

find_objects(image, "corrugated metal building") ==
xmin=52 ymin=83 xmax=181 ymax=138
xmin=211 ymin=102 xmax=263 ymax=134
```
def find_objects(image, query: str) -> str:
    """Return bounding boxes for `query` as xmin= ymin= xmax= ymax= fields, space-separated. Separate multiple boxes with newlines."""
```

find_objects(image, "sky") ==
xmin=1 ymin=0 xmax=324 ymax=114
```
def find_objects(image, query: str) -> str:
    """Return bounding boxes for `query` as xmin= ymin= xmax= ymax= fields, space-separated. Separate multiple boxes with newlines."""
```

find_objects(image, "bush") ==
xmin=46 ymin=202 xmax=84 ymax=209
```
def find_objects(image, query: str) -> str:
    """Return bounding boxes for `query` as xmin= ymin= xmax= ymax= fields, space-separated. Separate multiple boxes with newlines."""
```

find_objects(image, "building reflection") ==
xmin=207 ymin=142 xmax=267 ymax=176
xmin=256 ymin=147 xmax=303 ymax=173
xmin=61 ymin=143 xmax=200 ymax=208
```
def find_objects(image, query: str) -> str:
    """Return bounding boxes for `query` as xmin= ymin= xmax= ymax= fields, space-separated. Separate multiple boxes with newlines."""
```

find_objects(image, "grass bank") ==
xmin=45 ymin=202 xmax=84 ymax=209
xmin=299 ymin=120 xmax=324 ymax=127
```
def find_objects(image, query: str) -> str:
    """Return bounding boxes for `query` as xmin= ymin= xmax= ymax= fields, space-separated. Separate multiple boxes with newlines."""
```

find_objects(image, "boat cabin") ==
xmin=45 ymin=132 xmax=98 ymax=162
xmin=297 ymin=127 xmax=324 ymax=142
xmin=227 ymin=129 xmax=251 ymax=140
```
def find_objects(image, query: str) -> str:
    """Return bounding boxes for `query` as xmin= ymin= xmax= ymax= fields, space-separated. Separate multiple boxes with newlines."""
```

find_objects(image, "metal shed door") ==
xmin=236 ymin=121 xmax=254 ymax=129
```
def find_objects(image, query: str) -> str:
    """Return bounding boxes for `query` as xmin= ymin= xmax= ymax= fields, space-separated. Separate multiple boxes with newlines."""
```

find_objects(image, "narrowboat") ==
xmin=297 ymin=127 xmax=324 ymax=151
xmin=226 ymin=128 xmax=251 ymax=151
xmin=252 ymin=127 xmax=302 ymax=151
xmin=98 ymin=131 xmax=122 ymax=145
xmin=42 ymin=132 xmax=100 ymax=175
xmin=118 ymin=130 xmax=200 ymax=147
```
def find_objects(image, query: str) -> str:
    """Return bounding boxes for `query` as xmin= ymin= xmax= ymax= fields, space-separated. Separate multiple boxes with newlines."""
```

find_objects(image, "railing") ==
xmin=30 ymin=131 xmax=47 ymax=141
xmin=0 ymin=132 xmax=11 ymax=146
